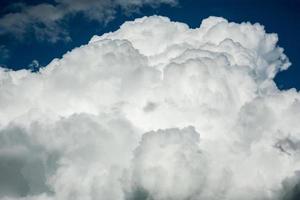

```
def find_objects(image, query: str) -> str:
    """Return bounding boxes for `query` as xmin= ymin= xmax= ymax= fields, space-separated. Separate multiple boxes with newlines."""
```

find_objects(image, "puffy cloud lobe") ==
xmin=0 ymin=16 xmax=299 ymax=200
xmin=126 ymin=127 xmax=206 ymax=200
xmin=0 ymin=113 xmax=138 ymax=200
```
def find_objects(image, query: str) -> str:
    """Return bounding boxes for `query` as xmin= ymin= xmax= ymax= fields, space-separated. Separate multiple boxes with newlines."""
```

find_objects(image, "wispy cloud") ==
xmin=0 ymin=0 xmax=178 ymax=43
xmin=0 ymin=45 xmax=9 ymax=64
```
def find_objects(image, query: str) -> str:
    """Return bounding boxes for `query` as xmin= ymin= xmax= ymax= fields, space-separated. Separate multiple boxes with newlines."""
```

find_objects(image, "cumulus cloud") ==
xmin=0 ymin=15 xmax=299 ymax=200
xmin=0 ymin=0 xmax=178 ymax=42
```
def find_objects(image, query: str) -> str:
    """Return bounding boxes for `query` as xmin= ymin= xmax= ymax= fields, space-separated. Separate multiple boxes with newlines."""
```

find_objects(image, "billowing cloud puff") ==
xmin=126 ymin=127 xmax=206 ymax=200
xmin=0 ymin=16 xmax=299 ymax=200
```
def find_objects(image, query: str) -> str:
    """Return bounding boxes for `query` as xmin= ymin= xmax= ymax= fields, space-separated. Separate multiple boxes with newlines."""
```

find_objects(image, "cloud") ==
xmin=125 ymin=126 xmax=206 ymax=200
xmin=0 ymin=45 xmax=9 ymax=64
xmin=0 ymin=0 xmax=178 ymax=43
xmin=0 ymin=15 xmax=299 ymax=200
xmin=28 ymin=60 xmax=40 ymax=72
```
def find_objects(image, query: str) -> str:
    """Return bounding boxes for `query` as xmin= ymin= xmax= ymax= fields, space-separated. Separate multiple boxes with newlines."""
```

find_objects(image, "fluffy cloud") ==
xmin=0 ymin=15 xmax=299 ymax=200
xmin=126 ymin=127 xmax=206 ymax=200
xmin=0 ymin=0 xmax=178 ymax=42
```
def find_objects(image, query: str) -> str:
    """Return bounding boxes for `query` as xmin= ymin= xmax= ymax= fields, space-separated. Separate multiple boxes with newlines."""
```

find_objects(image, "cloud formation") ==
xmin=0 ymin=0 xmax=177 ymax=42
xmin=0 ymin=16 xmax=299 ymax=200
xmin=0 ymin=45 xmax=9 ymax=64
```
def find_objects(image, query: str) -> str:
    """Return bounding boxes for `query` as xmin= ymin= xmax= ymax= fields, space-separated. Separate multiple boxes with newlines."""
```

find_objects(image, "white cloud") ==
xmin=125 ymin=126 xmax=206 ymax=200
xmin=0 ymin=0 xmax=178 ymax=42
xmin=0 ymin=16 xmax=299 ymax=200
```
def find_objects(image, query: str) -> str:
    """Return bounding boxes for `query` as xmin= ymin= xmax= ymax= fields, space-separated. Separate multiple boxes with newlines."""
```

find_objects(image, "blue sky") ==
xmin=0 ymin=0 xmax=299 ymax=90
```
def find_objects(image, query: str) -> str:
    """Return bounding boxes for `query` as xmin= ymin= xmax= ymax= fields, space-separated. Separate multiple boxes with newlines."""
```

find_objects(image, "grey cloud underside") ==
xmin=0 ymin=0 xmax=177 ymax=42
xmin=0 ymin=16 xmax=300 ymax=200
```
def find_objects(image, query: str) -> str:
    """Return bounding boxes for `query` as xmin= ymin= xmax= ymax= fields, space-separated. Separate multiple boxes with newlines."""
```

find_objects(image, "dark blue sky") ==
xmin=0 ymin=0 xmax=299 ymax=90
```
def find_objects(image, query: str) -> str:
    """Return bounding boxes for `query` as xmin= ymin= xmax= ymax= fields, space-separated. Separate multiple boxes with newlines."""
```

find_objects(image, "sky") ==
xmin=1 ymin=1 xmax=300 ymax=200
xmin=0 ymin=0 xmax=299 ymax=90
